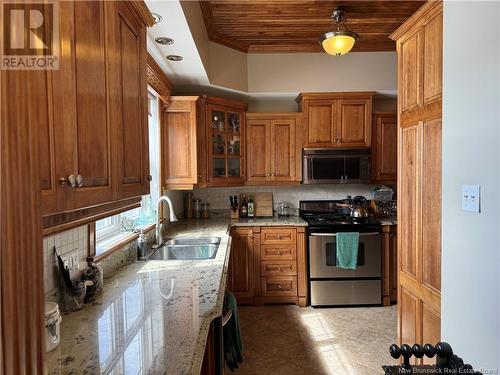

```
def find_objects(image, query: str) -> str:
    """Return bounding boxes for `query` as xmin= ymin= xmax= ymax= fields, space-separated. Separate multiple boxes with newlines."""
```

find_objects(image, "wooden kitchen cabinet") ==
xmin=162 ymin=96 xmax=247 ymax=189
xmin=229 ymin=226 xmax=307 ymax=307
xmin=296 ymin=92 xmax=374 ymax=148
xmin=246 ymin=113 xmax=301 ymax=184
xmin=382 ymin=224 xmax=398 ymax=306
xmin=206 ymin=98 xmax=247 ymax=186
xmin=162 ymin=97 xmax=204 ymax=190
xmin=228 ymin=227 xmax=256 ymax=304
xmin=40 ymin=1 xmax=153 ymax=233
xmin=398 ymin=5 xmax=442 ymax=114
xmin=391 ymin=0 xmax=442 ymax=353
xmin=372 ymin=112 xmax=397 ymax=183
xmin=109 ymin=1 xmax=150 ymax=200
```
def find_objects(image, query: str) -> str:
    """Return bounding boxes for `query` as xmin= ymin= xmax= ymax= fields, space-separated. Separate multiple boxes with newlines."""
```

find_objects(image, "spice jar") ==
xmin=202 ymin=203 xmax=211 ymax=218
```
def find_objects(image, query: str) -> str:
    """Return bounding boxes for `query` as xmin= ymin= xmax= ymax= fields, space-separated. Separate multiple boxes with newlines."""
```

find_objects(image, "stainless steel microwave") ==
xmin=302 ymin=148 xmax=371 ymax=184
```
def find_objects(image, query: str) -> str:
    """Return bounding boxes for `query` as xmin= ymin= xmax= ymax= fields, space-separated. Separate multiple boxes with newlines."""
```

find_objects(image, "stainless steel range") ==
xmin=300 ymin=200 xmax=382 ymax=307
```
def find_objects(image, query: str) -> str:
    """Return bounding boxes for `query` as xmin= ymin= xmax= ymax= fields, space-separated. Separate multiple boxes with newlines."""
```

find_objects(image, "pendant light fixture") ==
xmin=320 ymin=6 xmax=359 ymax=56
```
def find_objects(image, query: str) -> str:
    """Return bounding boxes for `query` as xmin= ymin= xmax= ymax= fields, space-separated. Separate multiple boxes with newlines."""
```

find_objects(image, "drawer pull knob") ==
xmin=277 ymin=250 xmax=281 ymax=255
xmin=277 ymin=284 xmax=282 ymax=289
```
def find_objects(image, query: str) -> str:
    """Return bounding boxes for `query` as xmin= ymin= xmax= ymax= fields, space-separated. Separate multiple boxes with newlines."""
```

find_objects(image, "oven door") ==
xmin=309 ymin=232 xmax=381 ymax=278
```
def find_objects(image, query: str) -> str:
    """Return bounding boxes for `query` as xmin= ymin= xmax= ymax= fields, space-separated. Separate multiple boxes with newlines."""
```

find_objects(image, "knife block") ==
xmin=230 ymin=209 xmax=239 ymax=219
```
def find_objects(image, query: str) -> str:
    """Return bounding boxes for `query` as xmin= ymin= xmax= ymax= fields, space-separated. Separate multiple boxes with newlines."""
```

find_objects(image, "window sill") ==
xmin=94 ymin=223 xmax=156 ymax=262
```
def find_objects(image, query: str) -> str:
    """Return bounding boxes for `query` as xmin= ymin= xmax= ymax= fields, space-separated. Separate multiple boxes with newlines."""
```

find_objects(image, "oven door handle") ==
xmin=310 ymin=232 xmax=380 ymax=237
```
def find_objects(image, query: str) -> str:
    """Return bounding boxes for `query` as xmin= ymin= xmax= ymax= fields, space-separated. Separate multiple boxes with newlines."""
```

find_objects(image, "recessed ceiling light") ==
xmin=151 ymin=13 xmax=163 ymax=24
xmin=155 ymin=37 xmax=174 ymax=45
xmin=166 ymin=55 xmax=183 ymax=62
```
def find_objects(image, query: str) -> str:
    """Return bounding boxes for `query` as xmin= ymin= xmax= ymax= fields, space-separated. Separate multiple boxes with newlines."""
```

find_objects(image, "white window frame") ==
xmin=94 ymin=87 xmax=161 ymax=257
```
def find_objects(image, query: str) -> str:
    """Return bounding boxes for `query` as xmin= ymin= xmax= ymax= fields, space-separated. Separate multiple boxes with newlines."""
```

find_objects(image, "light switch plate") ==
xmin=462 ymin=185 xmax=481 ymax=213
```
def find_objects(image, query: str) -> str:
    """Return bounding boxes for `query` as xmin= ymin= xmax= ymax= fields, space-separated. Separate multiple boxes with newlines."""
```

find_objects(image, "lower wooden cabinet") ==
xmin=227 ymin=227 xmax=255 ymax=304
xmin=382 ymin=224 xmax=398 ymax=306
xmin=228 ymin=226 xmax=307 ymax=306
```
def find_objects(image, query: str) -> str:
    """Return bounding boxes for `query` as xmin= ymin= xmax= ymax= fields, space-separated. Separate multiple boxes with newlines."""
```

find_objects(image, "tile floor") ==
xmin=236 ymin=304 xmax=397 ymax=374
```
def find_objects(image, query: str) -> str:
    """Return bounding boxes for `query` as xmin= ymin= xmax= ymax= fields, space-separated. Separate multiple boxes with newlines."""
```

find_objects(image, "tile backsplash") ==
xmin=43 ymin=225 xmax=88 ymax=297
xmin=191 ymin=184 xmax=377 ymax=213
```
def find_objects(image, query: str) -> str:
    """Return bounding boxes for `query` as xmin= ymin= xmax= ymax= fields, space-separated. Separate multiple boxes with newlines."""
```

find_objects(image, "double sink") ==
xmin=148 ymin=237 xmax=221 ymax=261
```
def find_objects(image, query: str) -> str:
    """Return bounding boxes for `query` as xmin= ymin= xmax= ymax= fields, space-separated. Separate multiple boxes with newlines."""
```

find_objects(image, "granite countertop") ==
xmin=231 ymin=215 xmax=308 ymax=227
xmin=45 ymin=219 xmax=232 ymax=375
xmin=378 ymin=217 xmax=398 ymax=226
xmin=45 ymin=217 xmax=308 ymax=375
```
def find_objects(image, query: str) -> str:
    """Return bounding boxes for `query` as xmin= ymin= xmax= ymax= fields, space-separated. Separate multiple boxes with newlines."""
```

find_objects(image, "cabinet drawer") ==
xmin=261 ymin=260 xmax=297 ymax=276
xmin=261 ymin=276 xmax=297 ymax=297
xmin=260 ymin=228 xmax=296 ymax=244
xmin=261 ymin=245 xmax=296 ymax=260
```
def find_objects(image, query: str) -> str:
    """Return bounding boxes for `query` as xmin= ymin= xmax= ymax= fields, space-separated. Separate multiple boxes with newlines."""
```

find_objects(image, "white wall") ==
xmin=247 ymin=52 xmax=397 ymax=94
xmin=208 ymin=42 xmax=248 ymax=92
xmin=442 ymin=1 xmax=500 ymax=370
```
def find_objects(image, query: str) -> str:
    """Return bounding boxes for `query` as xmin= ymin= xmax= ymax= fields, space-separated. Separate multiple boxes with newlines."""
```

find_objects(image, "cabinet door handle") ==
xmin=145 ymin=174 xmax=152 ymax=182
xmin=248 ymin=233 xmax=253 ymax=239
xmin=75 ymin=174 xmax=84 ymax=187
xmin=271 ymin=173 xmax=275 ymax=177
xmin=59 ymin=174 xmax=77 ymax=188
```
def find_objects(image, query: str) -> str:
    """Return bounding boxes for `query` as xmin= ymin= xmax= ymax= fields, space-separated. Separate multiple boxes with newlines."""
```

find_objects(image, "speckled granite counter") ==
xmin=45 ymin=219 xmax=232 ymax=375
xmin=378 ymin=217 xmax=397 ymax=226
xmin=231 ymin=215 xmax=308 ymax=227
xmin=45 ymin=217 xmax=308 ymax=375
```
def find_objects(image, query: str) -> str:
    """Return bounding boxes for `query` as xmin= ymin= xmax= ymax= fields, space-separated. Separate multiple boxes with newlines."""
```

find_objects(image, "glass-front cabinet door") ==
xmin=207 ymin=103 xmax=245 ymax=186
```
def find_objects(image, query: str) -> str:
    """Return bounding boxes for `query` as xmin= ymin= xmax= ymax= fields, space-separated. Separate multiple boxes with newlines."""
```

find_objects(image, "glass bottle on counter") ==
xmin=192 ymin=199 xmax=202 ymax=218
xmin=248 ymin=195 xmax=255 ymax=218
xmin=240 ymin=195 xmax=248 ymax=218
xmin=202 ymin=203 xmax=211 ymax=219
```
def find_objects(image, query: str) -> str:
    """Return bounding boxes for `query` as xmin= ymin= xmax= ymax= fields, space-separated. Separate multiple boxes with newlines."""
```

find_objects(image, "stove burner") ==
xmin=299 ymin=199 xmax=381 ymax=228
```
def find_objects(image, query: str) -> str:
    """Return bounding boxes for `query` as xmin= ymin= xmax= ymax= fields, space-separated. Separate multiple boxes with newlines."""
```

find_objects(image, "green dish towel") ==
xmin=224 ymin=291 xmax=244 ymax=371
xmin=336 ymin=232 xmax=359 ymax=269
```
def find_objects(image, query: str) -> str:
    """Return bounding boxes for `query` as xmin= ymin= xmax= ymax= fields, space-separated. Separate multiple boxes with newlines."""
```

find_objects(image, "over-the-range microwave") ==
xmin=302 ymin=148 xmax=371 ymax=184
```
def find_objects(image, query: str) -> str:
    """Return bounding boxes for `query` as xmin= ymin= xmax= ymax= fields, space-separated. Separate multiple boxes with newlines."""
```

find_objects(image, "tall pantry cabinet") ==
xmin=390 ymin=0 xmax=442 ymax=362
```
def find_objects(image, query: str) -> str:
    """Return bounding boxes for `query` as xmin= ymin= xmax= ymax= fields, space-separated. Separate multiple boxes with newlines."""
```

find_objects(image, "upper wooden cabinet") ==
xmin=162 ymin=97 xmax=203 ymax=189
xmin=394 ymin=4 xmax=442 ymax=114
xmin=372 ymin=112 xmax=397 ymax=183
xmin=162 ymin=96 xmax=247 ymax=189
xmin=296 ymin=92 xmax=374 ymax=148
xmin=206 ymin=98 xmax=247 ymax=186
xmin=109 ymin=1 xmax=150 ymax=200
xmin=39 ymin=1 xmax=152 ymax=232
xmin=246 ymin=113 xmax=301 ymax=184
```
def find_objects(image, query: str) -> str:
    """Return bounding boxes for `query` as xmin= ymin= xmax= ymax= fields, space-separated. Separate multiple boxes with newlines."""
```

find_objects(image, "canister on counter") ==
xmin=184 ymin=192 xmax=193 ymax=219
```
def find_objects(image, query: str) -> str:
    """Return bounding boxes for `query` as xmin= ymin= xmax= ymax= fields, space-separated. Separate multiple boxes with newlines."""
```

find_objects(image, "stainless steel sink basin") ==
xmin=148 ymin=237 xmax=221 ymax=260
xmin=165 ymin=237 xmax=221 ymax=246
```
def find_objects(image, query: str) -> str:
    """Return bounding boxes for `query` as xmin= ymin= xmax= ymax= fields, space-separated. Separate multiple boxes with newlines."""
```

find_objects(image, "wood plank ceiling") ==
xmin=200 ymin=0 xmax=425 ymax=53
